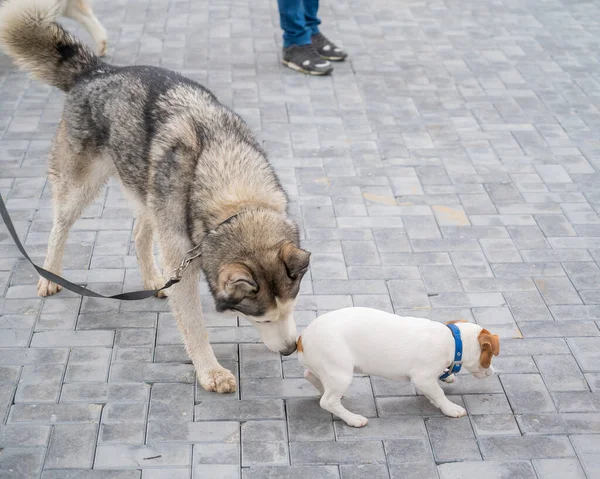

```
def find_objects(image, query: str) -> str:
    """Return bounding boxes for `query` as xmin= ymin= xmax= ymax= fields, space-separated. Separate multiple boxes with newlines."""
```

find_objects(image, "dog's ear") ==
xmin=219 ymin=264 xmax=258 ymax=300
xmin=280 ymin=243 xmax=310 ymax=279
xmin=478 ymin=329 xmax=500 ymax=368
xmin=446 ymin=319 xmax=468 ymax=325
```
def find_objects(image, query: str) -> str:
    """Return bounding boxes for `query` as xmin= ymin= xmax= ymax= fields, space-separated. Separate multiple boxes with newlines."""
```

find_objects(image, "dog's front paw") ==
xmin=344 ymin=414 xmax=369 ymax=428
xmin=198 ymin=368 xmax=237 ymax=393
xmin=98 ymin=40 xmax=108 ymax=57
xmin=443 ymin=374 xmax=456 ymax=383
xmin=144 ymin=276 xmax=171 ymax=298
xmin=37 ymin=277 xmax=61 ymax=297
xmin=441 ymin=402 xmax=467 ymax=418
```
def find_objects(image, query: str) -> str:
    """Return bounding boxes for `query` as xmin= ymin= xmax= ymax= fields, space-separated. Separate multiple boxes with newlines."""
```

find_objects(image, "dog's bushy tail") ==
xmin=0 ymin=0 xmax=100 ymax=92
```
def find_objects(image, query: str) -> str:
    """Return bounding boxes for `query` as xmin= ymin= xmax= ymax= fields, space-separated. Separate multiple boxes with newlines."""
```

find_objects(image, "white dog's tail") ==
xmin=0 ymin=0 xmax=100 ymax=91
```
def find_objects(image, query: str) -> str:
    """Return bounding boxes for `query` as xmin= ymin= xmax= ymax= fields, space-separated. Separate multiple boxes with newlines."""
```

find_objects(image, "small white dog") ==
xmin=297 ymin=307 xmax=500 ymax=427
xmin=57 ymin=0 xmax=108 ymax=56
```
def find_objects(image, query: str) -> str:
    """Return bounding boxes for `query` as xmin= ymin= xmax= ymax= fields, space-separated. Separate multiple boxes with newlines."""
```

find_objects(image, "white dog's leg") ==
xmin=133 ymin=211 xmax=169 ymax=298
xmin=412 ymin=375 xmax=466 ymax=418
xmin=304 ymin=369 xmax=324 ymax=394
xmin=65 ymin=0 xmax=108 ymax=56
xmin=318 ymin=371 xmax=368 ymax=428
xmin=156 ymin=232 xmax=236 ymax=394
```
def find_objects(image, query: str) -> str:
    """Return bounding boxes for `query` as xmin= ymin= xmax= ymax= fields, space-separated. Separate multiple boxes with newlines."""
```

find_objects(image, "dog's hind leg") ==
xmin=318 ymin=371 xmax=368 ymax=428
xmin=65 ymin=0 xmax=108 ymax=56
xmin=133 ymin=209 xmax=169 ymax=298
xmin=304 ymin=369 xmax=325 ymax=395
xmin=38 ymin=124 xmax=112 ymax=297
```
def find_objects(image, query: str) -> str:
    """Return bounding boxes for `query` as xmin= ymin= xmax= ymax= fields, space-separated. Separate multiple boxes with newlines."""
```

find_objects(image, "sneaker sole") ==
xmin=282 ymin=60 xmax=333 ymax=76
xmin=320 ymin=55 xmax=347 ymax=61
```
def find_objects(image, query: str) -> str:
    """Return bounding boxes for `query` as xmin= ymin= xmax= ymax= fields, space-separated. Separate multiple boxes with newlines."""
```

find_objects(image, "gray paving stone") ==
xmin=425 ymin=416 xmax=481 ymax=462
xmin=420 ymin=265 xmax=462 ymax=293
xmin=387 ymin=280 xmax=430 ymax=309
xmin=463 ymin=394 xmax=512 ymax=415
xmin=195 ymin=399 xmax=284 ymax=421
xmin=570 ymin=435 xmax=600 ymax=479
xmin=335 ymin=416 xmax=426 ymax=440
xmin=0 ymin=448 xmax=45 ymax=478
xmin=519 ymin=321 xmax=600 ymax=338
xmin=148 ymin=421 xmax=239 ymax=444
xmin=376 ymin=396 xmax=465 ymax=417
xmin=384 ymin=438 xmax=434 ymax=464
xmin=535 ymin=355 xmax=588 ymax=391
xmin=194 ymin=443 xmax=239 ymax=465
xmin=287 ymin=398 xmax=334 ymax=442
xmin=291 ymin=441 xmax=386 ymax=465
xmin=339 ymin=464 xmax=389 ymax=479
xmin=471 ymin=414 xmax=520 ymax=436
xmin=553 ymin=392 xmax=600 ymax=413
xmin=95 ymin=444 xmax=191 ymax=468
xmin=44 ymin=424 xmax=97 ymax=469
xmin=142 ymin=471 xmax=187 ymax=479
xmin=242 ymin=466 xmax=339 ymax=479
xmin=438 ymin=461 xmax=536 ymax=479
xmin=533 ymin=458 xmax=586 ymax=479
xmin=9 ymin=403 xmax=102 ymax=424
xmin=0 ymin=424 xmax=50 ymax=447
xmin=480 ymin=435 xmax=575 ymax=460
xmin=568 ymin=338 xmax=600 ymax=372
xmin=388 ymin=462 xmax=438 ymax=479
xmin=42 ymin=471 xmax=140 ymax=479
xmin=60 ymin=383 xmax=150 ymax=403
xmin=500 ymin=374 xmax=556 ymax=413
xmin=30 ymin=331 xmax=114 ymax=347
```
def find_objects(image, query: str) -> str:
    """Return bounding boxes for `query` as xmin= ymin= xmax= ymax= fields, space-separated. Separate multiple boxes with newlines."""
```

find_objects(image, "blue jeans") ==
xmin=278 ymin=0 xmax=321 ymax=48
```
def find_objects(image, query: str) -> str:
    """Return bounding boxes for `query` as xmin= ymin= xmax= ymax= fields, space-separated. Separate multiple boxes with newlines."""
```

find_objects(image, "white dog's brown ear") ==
xmin=446 ymin=319 xmax=468 ymax=325
xmin=280 ymin=243 xmax=310 ymax=279
xmin=219 ymin=264 xmax=258 ymax=299
xmin=478 ymin=329 xmax=500 ymax=368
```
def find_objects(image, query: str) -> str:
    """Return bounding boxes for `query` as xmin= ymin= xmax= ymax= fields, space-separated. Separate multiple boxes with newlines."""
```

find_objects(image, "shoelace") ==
xmin=294 ymin=44 xmax=328 ymax=66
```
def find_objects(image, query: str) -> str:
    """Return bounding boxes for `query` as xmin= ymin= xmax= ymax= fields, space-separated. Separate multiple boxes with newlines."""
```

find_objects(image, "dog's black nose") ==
xmin=280 ymin=343 xmax=297 ymax=356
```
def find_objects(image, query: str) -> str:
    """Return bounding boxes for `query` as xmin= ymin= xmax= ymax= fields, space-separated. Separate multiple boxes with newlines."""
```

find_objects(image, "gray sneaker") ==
xmin=311 ymin=33 xmax=347 ymax=61
xmin=282 ymin=44 xmax=333 ymax=75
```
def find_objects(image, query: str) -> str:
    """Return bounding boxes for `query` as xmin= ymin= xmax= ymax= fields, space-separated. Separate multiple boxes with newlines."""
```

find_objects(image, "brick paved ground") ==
xmin=1 ymin=0 xmax=600 ymax=477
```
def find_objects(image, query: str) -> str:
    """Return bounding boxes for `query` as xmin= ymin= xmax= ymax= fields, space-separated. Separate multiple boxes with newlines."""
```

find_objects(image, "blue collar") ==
xmin=439 ymin=323 xmax=463 ymax=382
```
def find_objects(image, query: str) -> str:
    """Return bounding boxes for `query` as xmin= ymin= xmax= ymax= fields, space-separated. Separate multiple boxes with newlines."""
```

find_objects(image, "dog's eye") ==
xmin=262 ymin=320 xmax=272 ymax=323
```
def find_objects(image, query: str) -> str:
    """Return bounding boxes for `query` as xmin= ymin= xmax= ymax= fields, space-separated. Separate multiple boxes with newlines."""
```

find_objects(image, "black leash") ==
xmin=0 ymin=193 xmax=182 ymax=300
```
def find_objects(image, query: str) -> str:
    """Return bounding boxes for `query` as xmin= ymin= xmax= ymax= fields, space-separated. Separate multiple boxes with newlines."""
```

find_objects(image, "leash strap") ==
xmin=439 ymin=323 xmax=463 ymax=382
xmin=0 ymin=193 xmax=179 ymax=300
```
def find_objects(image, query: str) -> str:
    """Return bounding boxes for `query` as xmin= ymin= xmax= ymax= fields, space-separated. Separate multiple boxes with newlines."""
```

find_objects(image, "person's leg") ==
xmin=303 ymin=0 xmax=321 ymax=37
xmin=279 ymin=0 xmax=332 ymax=75
xmin=278 ymin=0 xmax=311 ymax=47
xmin=303 ymin=0 xmax=348 ymax=61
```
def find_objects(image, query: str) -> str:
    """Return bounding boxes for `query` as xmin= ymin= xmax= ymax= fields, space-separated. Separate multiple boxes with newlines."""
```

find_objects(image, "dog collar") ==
xmin=439 ymin=323 xmax=463 ymax=382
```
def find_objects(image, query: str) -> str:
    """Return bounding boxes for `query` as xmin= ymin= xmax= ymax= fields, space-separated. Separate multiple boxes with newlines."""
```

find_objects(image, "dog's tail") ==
xmin=0 ymin=0 xmax=100 ymax=92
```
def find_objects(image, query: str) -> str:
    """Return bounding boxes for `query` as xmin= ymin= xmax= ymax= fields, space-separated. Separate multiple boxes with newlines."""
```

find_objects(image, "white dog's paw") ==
xmin=441 ymin=403 xmax=467 ymax=418
xmin=37 ymin=277 xmax=61 ymax=297
xmin=344 ymin=414 xmax=369 ymax=428
xmin=198 ymin=367 xmax=237 ymax=394
xmin=443 ymin=374 xmax=456 ymax=383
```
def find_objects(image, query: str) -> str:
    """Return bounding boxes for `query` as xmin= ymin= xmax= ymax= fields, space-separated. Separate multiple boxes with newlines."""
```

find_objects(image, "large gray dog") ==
xmin=0 ymin=0 xmax=310 ymax=393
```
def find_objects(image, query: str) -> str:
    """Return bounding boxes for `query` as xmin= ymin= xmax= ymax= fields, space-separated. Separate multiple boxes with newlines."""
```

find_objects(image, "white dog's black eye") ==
xmin=262 ymin=320 xmax=272 ymax=323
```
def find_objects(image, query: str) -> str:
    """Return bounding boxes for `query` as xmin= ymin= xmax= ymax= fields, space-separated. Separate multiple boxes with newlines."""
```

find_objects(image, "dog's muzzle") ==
xmin=280 ymin=342 xmax=297 ymax=356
